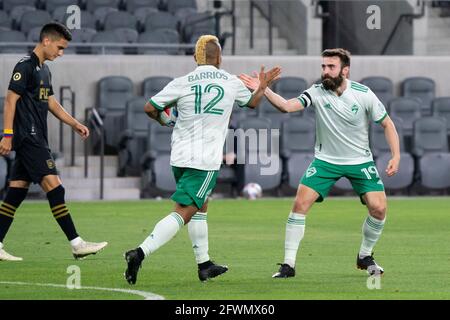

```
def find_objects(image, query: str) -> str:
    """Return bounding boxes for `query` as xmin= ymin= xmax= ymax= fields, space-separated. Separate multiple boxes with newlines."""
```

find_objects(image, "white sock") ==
xmin=70 ymin=236 xmax=83 ymax=247
xmin=284 ymin=212 xmax=306 ymax=268
xmin=139 ymin=212 xmax=184 ymax=257
xmin=188 ymin=212 xmax=209 ymax=264
xmin=0 ymin=242 xmax=3 ymax=250
xmin=359 ymin=215 xmax=385 ymax=258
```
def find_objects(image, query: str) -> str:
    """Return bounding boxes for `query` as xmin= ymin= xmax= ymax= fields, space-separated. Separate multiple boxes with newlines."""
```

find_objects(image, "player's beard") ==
xmin=321 ymin=72 xmax=345 ymax=91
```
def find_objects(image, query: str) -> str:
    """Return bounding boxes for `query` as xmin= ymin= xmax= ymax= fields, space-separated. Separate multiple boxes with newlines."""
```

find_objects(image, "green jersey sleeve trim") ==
xmin=297 ymin=97 xmax=306 ymax=107
xmin=237 ymin=94 xmax=252 ymax=108
xmin=375 ymin=112 xmax=388 ymax=124
xmin=149 ymin=98 xmax=165 ymax=111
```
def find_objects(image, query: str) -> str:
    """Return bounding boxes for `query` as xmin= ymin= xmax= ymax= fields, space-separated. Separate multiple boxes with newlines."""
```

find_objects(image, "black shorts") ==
xmin=10 ymin=140 xmax=57 ymax=184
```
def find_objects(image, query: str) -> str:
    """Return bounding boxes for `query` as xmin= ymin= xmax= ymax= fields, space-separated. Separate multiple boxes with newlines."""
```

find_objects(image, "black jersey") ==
xmin=8 ymin=52 xmax=54 ymax=149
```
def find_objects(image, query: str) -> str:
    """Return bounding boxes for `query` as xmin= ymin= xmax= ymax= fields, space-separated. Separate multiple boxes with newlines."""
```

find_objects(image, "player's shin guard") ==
xmin=47 ymin=185 xmax=79 ymax=241
xmin=139 ymin=212 xmax=184 ymax=257
xmin=284 ymin=212 xmax=306 ymax=268
xmin=0 ymin=187 xmax=28 ymax=243
xmin=188 ymin=212 xmax=209 ymax=264
xmin=359 ymin=215 xmax=385 ymax=258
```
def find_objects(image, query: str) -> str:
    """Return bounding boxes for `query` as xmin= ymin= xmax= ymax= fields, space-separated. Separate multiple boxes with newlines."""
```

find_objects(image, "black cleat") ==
xmin=357 ymin=253 xmax=384 ymax=276
xmin=124 ymin=249 xmax=143 ymax=285
xmin=272 ymin=263 xmax=295 ymax=278
xmin=198 ymin=262 xmax=228 ymax=282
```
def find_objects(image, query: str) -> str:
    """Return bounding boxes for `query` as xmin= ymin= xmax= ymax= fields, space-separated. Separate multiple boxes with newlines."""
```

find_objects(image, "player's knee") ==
xmin=293 ymin=198 xmax=312 ymax=214
xmin=368 ymin=203 xmax=386 ymax=220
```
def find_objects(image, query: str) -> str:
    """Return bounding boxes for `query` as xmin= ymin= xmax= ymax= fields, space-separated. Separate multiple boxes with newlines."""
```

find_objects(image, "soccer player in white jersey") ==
xmin=124 ymin=35 xmax=281 ymax=284
xmin=239 ymin=48 xmax=400 ymax=277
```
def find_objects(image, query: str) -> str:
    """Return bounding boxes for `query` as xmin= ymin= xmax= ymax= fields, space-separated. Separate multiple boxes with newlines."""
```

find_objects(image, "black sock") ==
xmin=0 ymin=187 xmax=28 ymax=243
xmin=47 ymin=185 xmax=79 ymax=241
xmin=198 ymin=260 xmax=214 ymax=270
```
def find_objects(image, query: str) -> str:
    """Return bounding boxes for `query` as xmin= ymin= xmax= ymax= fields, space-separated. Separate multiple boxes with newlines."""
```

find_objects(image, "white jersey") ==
xmin=298 ymin=79 xmax=387 ymax=165
xmin=150 ymin=65 xmax=252 ymax=171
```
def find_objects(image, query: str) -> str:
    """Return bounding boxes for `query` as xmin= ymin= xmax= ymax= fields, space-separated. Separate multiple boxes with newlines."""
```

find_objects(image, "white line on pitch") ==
xmin=0 ymin=281 xmax=165 ymax=300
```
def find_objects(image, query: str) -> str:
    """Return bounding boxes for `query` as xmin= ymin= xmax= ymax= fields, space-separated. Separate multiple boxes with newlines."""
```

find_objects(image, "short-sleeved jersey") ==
xmin=8 ymin=52 xmax=54 ymax=149
xmin=297 ymin=79 xmax=387 ymax=165
xmin=149 ymin=65 xmax=252 ymax=171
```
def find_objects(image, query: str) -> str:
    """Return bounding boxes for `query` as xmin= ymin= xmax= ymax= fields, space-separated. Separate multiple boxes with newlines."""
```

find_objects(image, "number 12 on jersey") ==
xmin=191 ymin=84 xmax=225 ymax=115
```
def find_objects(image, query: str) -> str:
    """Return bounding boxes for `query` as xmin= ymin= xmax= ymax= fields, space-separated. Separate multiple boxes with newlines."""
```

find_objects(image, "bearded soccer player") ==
xmin=0 ymin=23 xmax=108 ymax=261
xmin=124 ymin=35 xmax=281 ymax=284
xmin=239 ymin=48 xmax=400 ymax=277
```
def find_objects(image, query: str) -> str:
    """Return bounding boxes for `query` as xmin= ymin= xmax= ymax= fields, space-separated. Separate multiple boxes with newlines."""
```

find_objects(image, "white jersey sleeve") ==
xmin=297 ymin=85 xmax=316 ymax=108
xmin=149 ymin=78 xmax=180 ymax=111
xmin=234 ymin=77 xmax=253 ymax=107
xmin=367 ymin=89 xmax=388 ymax=123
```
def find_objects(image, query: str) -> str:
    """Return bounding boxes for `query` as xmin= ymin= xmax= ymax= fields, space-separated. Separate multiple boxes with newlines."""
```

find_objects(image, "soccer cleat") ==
xmin=198 ymin=262 xmax=228 ymax=282
xmin=272 ymin=263 xmax=295 ymax=278
xmin=0 ymin=248 xmax=23 ymax=261
xmin=124 ymin=249 xmax=143 ymax=285
xmin=72 ymin=240 xmax=108 ymax=260
xmin=357 ymin=253 xmax=384 ymax=275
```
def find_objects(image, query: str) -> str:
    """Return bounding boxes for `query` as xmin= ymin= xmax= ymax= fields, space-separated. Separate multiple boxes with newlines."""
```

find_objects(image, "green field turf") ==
xmin=0 ymin=197 xmax=449 ymax=300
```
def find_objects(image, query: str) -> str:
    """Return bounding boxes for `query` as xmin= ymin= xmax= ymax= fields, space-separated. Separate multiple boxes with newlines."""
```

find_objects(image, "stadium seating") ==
xmin=401 ymin=77 xmax=436 ymax=116
xmin=134 ymin=7 xmax=159 ymax=31
xmin=43 ymin=0 xmax=75 ymax=12
xmin=0 ymin=9 xmax=10 ymax=29
xmin=86 ymin=0 xmax=120 ymax=13
xmin=280 ymin=117 xmax=315 ymax=189
xmin=137 ymin=29 xmax=180 ymax=55
xmin=411 ymin=117 xmax=448 ymax=157
xmin=419 ymin=152 xmax=450 ymax=190
xmin=66 ymin=28 xmax=96 ymax=54
xmin=26 ymin=26 xmax=42 ymax=43
xmin=388 ymin=97 xmax=422 ymax=137
xmin=2 ymin=0 xmax=31 ymax=13
xmin=167 ymin=0 xmax=197 ymax=14
xmin=93 ymin=6 xmax=118 ymax=30
xmin=375 ymin=152 xmax=414 ymax=191
xmin=431 ymin=97 xmax=450 ymax=135
xmin=143 ymin=11 xmax=178 ymax=33
xmin=273 ymin=76 xmax=308 ymax=99
xmin=91 ymin=30 xmax=123 ymax=54
xmin=20 ymin=10 xmax=52 ymax=35
xmin=360 ymin=76 xmax=394 ymax=106
xmin=370 ymin=116 xmax=405 ymax=157
xmin=141 ymin=124 xmax=176 ymax=193
xmin=117 ymin=96 xmax=149 ymax=176
xmin=259 ymin=98 xmax=289 ymax=129
xmin=0 ymin=30 xmax=27 ymax=53
xmin=11 ymin=5 xmax=36 ymax=30
xmin=95 ymin=76 xmax=134 ymax=153
xmin=142 ymin=76 xmax=173 ymax=98
xmin=235 ymin=117 xmax=282 ymax=193
xmin=103 ymin=11 xmax=137 ymax=31
xmin=181 ymin=11 xmax=215 ymax=44
xmin=125 ymin=0 xmax=159 ymax=12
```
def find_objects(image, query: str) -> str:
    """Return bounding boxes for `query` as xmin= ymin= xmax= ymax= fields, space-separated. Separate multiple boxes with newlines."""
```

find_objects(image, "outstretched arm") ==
xmin=48 ymin=95 xmax=89 ymax=139
xmin=380 ymin=116 xmax=400 ymax=177
xmin=246 ymin=66 xmax=282 ymax=108
xmin=239 ymin=72 xmax=304 ymax=113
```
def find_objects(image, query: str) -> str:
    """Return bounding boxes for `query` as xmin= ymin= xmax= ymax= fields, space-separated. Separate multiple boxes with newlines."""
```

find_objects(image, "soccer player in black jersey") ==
xmin=0 ymin=23 xmax=107 ymax=261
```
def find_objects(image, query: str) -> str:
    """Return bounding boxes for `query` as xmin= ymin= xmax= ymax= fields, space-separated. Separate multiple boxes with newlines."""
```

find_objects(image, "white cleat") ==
xmin=0 ymin=248 xmax=23 ymax=261
xmin=72 ymin=241 xmax=108 ymax=260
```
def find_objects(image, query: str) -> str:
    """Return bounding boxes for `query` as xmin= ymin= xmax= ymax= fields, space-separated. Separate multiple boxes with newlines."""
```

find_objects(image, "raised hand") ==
xmin=258 ymin=65 xmax=281 ymax=90
xmin=239 ymin=66 xmax=281 ymax=91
